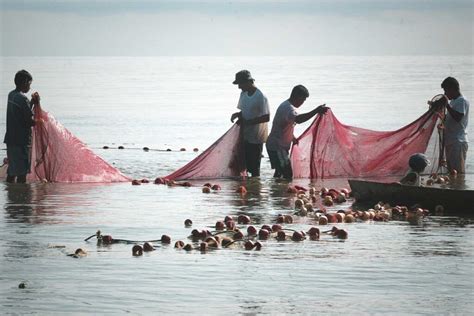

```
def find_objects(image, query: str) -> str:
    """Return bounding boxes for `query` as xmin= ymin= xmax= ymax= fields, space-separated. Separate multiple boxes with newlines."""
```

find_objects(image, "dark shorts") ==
xmin=6 ymin=144 xmax=31 ymax=176
xmin=267 ymin=148 xmax=293 ymax=179
xmin=244 ymin=142 xmax=263 ymax=177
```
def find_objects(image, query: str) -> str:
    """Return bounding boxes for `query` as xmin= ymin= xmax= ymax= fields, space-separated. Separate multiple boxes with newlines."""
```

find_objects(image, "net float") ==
xmin=184 ymin=219 xmax=193 ymax=227
xmin=132 ymin=245 xmax=143 ymax=256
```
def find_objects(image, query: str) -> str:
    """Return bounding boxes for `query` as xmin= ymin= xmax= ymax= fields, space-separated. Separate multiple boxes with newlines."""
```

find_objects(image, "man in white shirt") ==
xmin=266 ymin=85 xmax=327 ymax=179
xmin=441 ymin=77 xmax=469 ymax=173
xmin=230 ymin=70 xmax=270 ymax=177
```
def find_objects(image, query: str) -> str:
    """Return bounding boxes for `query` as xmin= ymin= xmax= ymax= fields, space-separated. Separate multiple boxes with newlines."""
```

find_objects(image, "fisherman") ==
xmin=441 ymin=77 xmax=469 ymax=174
xmin=266 ymin=85 xmax=328 ymax=179
xmin=3 ymin=70 xmax=40 ymax=183
xmin=230 ymin=70 xmax=270 ymax=177
xmin=400 ymin=153 xmax=430 ymax=186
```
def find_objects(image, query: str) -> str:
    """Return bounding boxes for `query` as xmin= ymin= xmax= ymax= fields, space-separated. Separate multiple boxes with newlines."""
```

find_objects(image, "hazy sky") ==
xmin=1 ymin=0 xmax=473 ymax=56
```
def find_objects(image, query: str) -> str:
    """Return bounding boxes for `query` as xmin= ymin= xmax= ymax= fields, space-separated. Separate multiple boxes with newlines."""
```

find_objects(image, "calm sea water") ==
xmin=0 ymin=56 xmax=473 ymax=314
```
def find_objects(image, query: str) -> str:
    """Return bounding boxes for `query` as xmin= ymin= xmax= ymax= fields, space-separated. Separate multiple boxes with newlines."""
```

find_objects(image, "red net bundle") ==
xmin=165 ymin=124 xmax=246 ymax=181
xmin=290 ymin=109 xmax=439 ymax=179
xmin=0 ymin=105 xmax=130 ymax=183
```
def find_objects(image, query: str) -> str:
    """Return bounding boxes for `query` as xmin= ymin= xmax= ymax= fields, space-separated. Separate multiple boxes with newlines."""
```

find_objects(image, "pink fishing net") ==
xmin=1 ymin=105 xmax=130 ymax=183
xmin=290 ymin=109 xmax=439 ymax=178
xmin=165 ymin=109 xmax=439 ymax=180
xmin=165 ymin=124 xmax=246 ymax=180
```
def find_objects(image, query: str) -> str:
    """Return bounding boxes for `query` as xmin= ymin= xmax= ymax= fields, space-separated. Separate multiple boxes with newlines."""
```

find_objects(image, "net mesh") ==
xmin=1 ymin=105 xmax=130 ymax=183
xmin=165 ymin=124 xmax=246 ymax=180
xmin=290 ymin=109 xmax=439 ymax=178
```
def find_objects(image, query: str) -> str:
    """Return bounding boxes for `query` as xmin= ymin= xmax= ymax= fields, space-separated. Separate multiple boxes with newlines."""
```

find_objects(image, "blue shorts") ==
xmin=6 ymin=145 xmax=31 ymax=176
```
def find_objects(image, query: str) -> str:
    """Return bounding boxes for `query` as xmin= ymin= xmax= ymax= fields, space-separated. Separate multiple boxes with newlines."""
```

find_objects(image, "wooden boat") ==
xmin=348 ymin=179 xmax=474 ymax=214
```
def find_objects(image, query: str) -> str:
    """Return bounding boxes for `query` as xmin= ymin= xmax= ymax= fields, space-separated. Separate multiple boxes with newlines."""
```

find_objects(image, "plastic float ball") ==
xmin=118 ymin=146 xmax=124 ymax=149
xmin=193 ymin=148 xmax=199 ymax=152
xmin=161 ymin=235 xmax=171 ymax=244
xmin=203 ymin=183 xmax=212 ymax=188
xmin=184 ymin=219 xmax=193 ymax=227
xmin=305 ymin=203 xmax=314 ymax=212
xmin=298 ymin=207 xmax=308 ymax=217
xmin=215 ymin=221 xmax=225 ymax=231
xmin=294 ymin=199 xmax=304 ymax=209
xmin=247 ymin=225 xmax=258 ymax=236
xmin=237 ymin=215 xmax=251 ymax=224
xmin=131 ymin=180 xmax=141 ymax=185
xmin=233 ymin=231 xmax=244 ymax=240
xmin=244 ymin=240 xmax=255 ymax=250
xmin=221 ymin=237 xmax=233 ymax=248
xmin=336 ymin=194 xmax=346 ymax=203
xmin=254 ymin=241 xmax=262 ymax=251
xmin=103 ymin=146 xmax=109 ymax=149
xmin=307 ymin=227 xmax=320 ymax=238
xmin=340 ymin=188 xmax=350 ymax=196
xmin=183 ymin=244 xmax=193 ymax=251
xmin=284 ymin=215 xmax=294 ymax=224
xmin=143 ymin=242 xmax=155 ymax=252
xmin=205 ymin=237 xmax=219 ymax=248
xmin=18 ymin=282 xmax=26 ymax=289
xmin=141 ymin=179 xmax=149 ymax=183
xmin=191 ymin=229 xmax=201 ymax=240
xmin=236 ymin=186 xmax=247 ymax=194
xmin=143 ymin=147 xmax=149 ymax=151
xmin=320 ymin=187 xmax=329 ymax=196
xmin=224 ymin=215 xmax=233 ymax=223
xmin=309 ymin=187 xmax=316 ymax=195
xmin=436 ymin=177 xmax=445 ymax=184
xmin=174 ymin=241 xmax=185 ymax=249
xmin=335 ymin=213 xmax=345 ymax=223
xmin=180 ymin=148 xmax=186 ymax=151
xmin=326 ymin=213 xmax=337 ymax=223
xmin=74 ymin=248 xmax=87 ymax=256
xmin=258 ymin=229 xmax=270 ymax=240
xmin=101 ymin=235 xmax=114 ymax=244
xmin=132 ymin=245 xmax=143 ymax=256
xmin=344 ymin=214 xmax=355 ymax=223
xmin=261 ymin=224 xmax=273 ymax=232
xmin=450 ymin=169 xmax=458 ymax=177
xmin=426 ymin=179 xmax=434 ymax=186
xmin=335 ymin=229 xmax=348 ymax=239
xmin=319 ymin=215 xmax=328 ymax=225
xmin=199 ymin=241 xmax=209 ymax=252
xmin=294 ymin=185 xmax=307 ymax=192
xmin=211 ymin=184 xmax=221 ymax=191
xmin=154 ymin=177 xmax=167 ymax=185
xmin=271 ymin=224 xmax=283 ymax=232
xmin=276 ymin=215 xmax=285 ymax=224
xmin=323 ymin=196 xmax=334 ymax=206
xmin=202 ymin=186 xmax=211 ymax=193
xmin=166 ymin=149 xmax=172 ymax=152
xmin=276 ymin=231 xmax=286 ymax=241
xmin=226 ymin=220 xmax=236 ymax=230
xmin=361 ymin=211 xmax=370 ymax=221
xmin=292 ymin=231 xmax=304 ymax=242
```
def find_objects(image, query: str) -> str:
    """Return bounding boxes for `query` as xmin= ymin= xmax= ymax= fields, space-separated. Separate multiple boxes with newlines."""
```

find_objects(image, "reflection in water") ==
xmin=4 ymin=183 xmax=47 ymax=224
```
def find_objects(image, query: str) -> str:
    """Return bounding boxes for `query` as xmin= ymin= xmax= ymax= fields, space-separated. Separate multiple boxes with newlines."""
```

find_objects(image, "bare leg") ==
xmin=17 ymin=175 xmax=27 ymax=183
xmin=6 ymin=175 xmax=16 ymax=183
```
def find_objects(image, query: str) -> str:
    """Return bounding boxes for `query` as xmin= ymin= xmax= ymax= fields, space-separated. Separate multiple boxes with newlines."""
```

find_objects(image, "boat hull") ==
xmin=348 ymin=179 xmax=474 ymax=214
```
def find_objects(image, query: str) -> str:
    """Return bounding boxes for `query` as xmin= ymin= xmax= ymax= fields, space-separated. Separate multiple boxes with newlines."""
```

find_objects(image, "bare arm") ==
xmin=295 ymin=104 xmax=328 ymax=124
xmin=230 ymin=111 xmax=242 ymax=123
xmin=243 ymin=114 xmax=270 ymax=125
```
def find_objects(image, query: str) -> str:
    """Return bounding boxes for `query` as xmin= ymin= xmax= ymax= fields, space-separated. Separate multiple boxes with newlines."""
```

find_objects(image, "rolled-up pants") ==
xmin=446 ymin=142 xmax=468 ymax=173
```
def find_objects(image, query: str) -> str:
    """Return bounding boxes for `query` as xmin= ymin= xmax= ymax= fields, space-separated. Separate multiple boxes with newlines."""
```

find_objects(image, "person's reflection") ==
xmin=269 ymin=178 xmax=293 ymax=209
xmin=4 ymin=182 xmax=47 ymax=224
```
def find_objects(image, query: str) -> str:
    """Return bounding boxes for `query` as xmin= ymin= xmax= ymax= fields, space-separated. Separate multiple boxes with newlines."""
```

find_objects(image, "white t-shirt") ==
xmin=266 ymin=100 xmax=298 ymax=151
xmin=237 ymin=88 xmax=270 ymax=144
xmin=445 ymin=95 xmax=469 ymax=145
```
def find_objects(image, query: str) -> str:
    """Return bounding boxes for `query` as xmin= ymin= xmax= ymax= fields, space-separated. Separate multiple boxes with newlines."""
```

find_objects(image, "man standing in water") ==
xmin=230 ymin=70 xmax=270 ymax=177
xmin=3 ymin=70 xmax=39 ymax=183
xmin=266 ymin=85 xmax=327 ymax=179
xmin=441 ymin=77 xmax=469 ymax=174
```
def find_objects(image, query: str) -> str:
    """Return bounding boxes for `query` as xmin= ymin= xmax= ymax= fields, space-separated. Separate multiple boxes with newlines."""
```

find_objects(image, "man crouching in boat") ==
xmin=400 ymin=153 xmax=430 ymax=186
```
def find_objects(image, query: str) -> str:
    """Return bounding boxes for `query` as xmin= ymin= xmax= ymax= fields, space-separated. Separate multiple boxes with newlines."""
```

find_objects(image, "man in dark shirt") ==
xmin=3 ymin=70 xmax=40 ymax=183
